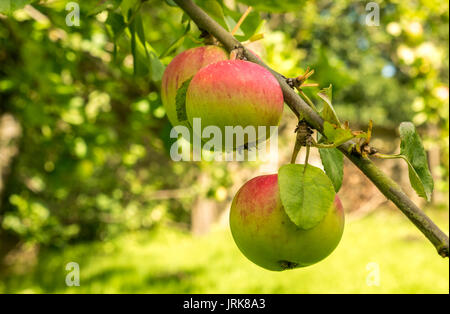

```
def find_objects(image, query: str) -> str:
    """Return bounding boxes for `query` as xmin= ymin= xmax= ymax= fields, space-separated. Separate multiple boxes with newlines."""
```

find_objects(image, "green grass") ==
xmin=1 ymin=209 xmax=448 ymax=293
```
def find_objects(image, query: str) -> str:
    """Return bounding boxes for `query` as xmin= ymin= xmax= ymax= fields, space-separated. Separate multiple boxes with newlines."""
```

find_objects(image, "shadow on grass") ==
xmin=80 ymin=267 xmax=202 ymax=293
xmin=1 ymin=241 xmax=204 ymax=293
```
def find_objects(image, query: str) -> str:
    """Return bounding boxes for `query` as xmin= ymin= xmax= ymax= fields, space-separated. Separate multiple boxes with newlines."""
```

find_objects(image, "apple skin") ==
xmin=186 ymin=60 xmax=283 ymax=150
xmin=230 ymin=174 xmax=345 ymax=271
xmin=161 ymin=46 xmax=228 ymax=128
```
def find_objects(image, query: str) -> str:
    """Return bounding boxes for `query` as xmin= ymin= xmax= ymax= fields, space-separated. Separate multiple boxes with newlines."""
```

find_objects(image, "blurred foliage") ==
xmin=0 ymin=0 xmax=448 ymax=254
xmin=0 ymin=208 xmax=448 ymax=293
xmin=0 ymin=0 xmax=233 ymax=247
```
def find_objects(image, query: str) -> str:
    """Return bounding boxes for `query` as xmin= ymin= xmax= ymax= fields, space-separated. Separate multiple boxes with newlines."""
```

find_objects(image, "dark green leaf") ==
xmin=164 ymin=0 xmax=178 ymax=7
xmin=106 ymin=12 xmax=126 ymax=39
xmin=129 ymin=16 xmax=137 ymax=74
xmin=127 ymin=10 xmax=156 ymax=77
xmin=135 ymin=12 xmax=149 ymax=59
xmin=181 ymin=12 xmax=190 ymax=23
xmin=399 ymin=122 xmax=434 ymax=201
xmin=106 ymin=12 xmax=126 ymax=63
xmin=319 ymin=147 xmax=344 ymax=193
xmin=175 ymin=77 xmax=193 ymax=122
xmin=278 ymin=164 xmax=335 ymax=230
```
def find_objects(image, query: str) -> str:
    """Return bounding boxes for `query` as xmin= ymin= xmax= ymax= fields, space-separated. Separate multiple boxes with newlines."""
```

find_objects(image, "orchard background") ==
xmin=0 ymin=0 xmax=448 ymax=293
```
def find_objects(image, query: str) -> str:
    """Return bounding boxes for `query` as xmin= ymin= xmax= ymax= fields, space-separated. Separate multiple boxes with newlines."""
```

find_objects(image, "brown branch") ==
xmin=172 ymin=0 xmax=449 ymax=257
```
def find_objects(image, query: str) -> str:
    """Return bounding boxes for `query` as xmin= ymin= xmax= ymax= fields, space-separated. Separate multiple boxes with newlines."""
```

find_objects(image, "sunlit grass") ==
xmin=1 ymin=209 xmax=448 ymax=293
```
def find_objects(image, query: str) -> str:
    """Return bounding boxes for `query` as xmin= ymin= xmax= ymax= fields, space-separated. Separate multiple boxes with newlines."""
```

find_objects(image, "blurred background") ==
xmin=0 ymin=0 xmax=448 ymax=293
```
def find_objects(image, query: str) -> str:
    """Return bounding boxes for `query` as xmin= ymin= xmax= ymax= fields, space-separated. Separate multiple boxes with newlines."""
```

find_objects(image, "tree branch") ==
xmin=173 ymin=0 xmax=449 ymax=257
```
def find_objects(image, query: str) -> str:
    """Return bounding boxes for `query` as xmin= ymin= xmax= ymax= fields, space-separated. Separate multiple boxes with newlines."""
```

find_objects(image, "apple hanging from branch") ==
xmin=186 ymin=59 xmax=284 ymax=150
xmin=230 ymin=169 xmax=345 ymax=271
xmin=161 ymin=45 xmax=228 ymax=129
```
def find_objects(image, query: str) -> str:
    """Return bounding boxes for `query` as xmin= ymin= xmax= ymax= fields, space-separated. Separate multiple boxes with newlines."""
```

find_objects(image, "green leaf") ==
xmin=196 ymin=0 xmax=229 ymax=30
xmin=236 ymin=0 xmax=306 ymax=12
xmin=323 ymin=121 xmax=354 ymax=146
xmin=129 ymin=14 xmax=138 ymax=75
xmin=120 ymin=0 xmax=140 ymax=22
xmin=319 ymin=147 xmax=344 ymax=193
xmin=127 ymin=10 xmax=164 ymax=78
xmin=181 ymin=12 xmax=190 ymax=23
xmin=175 ymin=77 xmax=193 ymax=122
xmin=159 ymin=22 xmax=190 ymax=58
xmin=105 ymin=12 xmax=126 ymax=62
xmin=224 ymin=16 xmax=245 ymax=36
xmin=88 ymin=0 xmax=122 ymax=16
xmin=134 ymin=12 xmax=149 ymax=60
xmin=0 ymin=0 xmax=36 ymax=15
xmin=278 ymin=164 xmax=335 ymax=230
xmin=106 ymin=12 xmax=126 ymax=39
xmin=318 ymin=85 xmax=341 ymax=127
xmin=223 ymin=5 xmax=263 ymax=41
xmin=399 ymin=122 xmax=434 ymax=201
xmin=164 ymin=0 xmax=178 ymax=7
xmin=149 ymin=51 xmax=165 ymax=82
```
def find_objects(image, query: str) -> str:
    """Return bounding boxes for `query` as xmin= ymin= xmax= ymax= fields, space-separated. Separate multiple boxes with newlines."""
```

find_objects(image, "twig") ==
xmin=172 ymin=0 xmax=449 ymax=257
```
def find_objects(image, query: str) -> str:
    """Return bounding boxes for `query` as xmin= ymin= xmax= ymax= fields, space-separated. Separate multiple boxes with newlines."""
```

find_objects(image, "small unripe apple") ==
xmin=186 ymin=60 xmax=283 ymax=150
xmin=230 ymin=174 xmax=345 ymax=271
xmin=161 ymin=46 xmax=228 ymax=128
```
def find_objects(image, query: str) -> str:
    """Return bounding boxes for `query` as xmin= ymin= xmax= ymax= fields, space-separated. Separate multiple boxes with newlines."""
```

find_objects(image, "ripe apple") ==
xmin=230 ymin=174 xmax=345 ymax=271
xmin=186 ymin=60 xmax=284 ymax=150
xmin=161 ymin=46 xmax=228 ymax=128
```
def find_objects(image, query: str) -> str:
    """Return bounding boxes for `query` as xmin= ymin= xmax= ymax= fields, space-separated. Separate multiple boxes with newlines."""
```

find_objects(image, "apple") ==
xmin=186 ymin=60 xmax=284 ymax=150
xmin=161 ymin=46 xmax=228 ymax=128
xmin=230 ymin=174 xmax=345 ymax=271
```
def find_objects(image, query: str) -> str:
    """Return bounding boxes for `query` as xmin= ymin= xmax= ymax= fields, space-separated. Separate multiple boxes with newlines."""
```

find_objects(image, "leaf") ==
xmin=224 ymin=16 xmax=245 ymax=36
xmin=0 ymin=0 xmax=36 ymax=15
xmin=399 ymin=122 xmax=434 ymax=201
xmin=149 ymin=51 xmax=165 ymax=82
xmin=105 ymin=12 xmax=126 ymax=62
xmin=223 ymin=6 xmax=263 ymax=41
xmin=236 ymin=0 xmax=306 ymax=12
xmin=318 ymin=85 xmax=341 ymax=127
xmin=120 ymin=0 xmax=140 ymax=22
xmin=135 ymin=12 xmax=149 ymax=60
xmin=159 ymin=22 xmax=190 ymax=58
xmin=129 ymin=14 xmax=138 ymax=75
xmin=181 ymin=12 xmax=190 ymax=23
xmin=106 ymin=12 xmax=126 ymax=39
xmin=175 ymin=77 xmax=193 ymax=122
xmin=319 ymin=147 xmax=344 ymax=193
xmin=164 ymin=0 xmax=178 ymax=7
xmin=127 ymin=11 xmax=164 ymax=78
xmin=323 ymin=121 xmax=354 ymax=146
xmin=196 ymin=0 xmax=229 ymax=30
xmin=87 ymin=0 xmax=122 ymax=16
xmin=278 ymin=164 xmax=335 ymax=230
